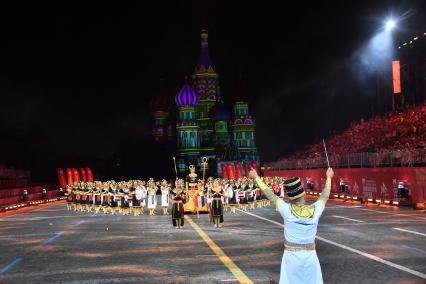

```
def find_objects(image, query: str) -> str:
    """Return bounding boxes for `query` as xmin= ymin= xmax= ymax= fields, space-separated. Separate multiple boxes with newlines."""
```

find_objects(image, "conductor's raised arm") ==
xmin=249 ymin=168 xmax=279 ymax=204
xmin=318 ymin=167 xmax=334 ymax=206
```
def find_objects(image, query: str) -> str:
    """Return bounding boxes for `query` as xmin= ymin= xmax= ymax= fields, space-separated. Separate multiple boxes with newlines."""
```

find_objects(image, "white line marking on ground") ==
xmin=237 ymin=209 xmax=426 ymax=280
xmin=332 ymin=215 xmax=365 ymax=223
xmin=335 ymin=205 xmax=426 ymax=220
xmin=319 ymin=220 xmax=426 ymax=227
xmin=393 ymin=228 xmax=426 ymax=237
xmin=401 ymin=245 xmax=426 ymax=254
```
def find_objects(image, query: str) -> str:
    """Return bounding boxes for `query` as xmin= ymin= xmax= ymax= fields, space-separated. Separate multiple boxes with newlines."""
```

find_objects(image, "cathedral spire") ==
xmin=196 ymin=29 xmax=215 ymax=73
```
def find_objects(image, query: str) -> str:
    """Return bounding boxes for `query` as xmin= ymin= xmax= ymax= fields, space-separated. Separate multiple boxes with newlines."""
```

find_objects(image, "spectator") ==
xmin=22 ymin=189 xmax=28 ymax=202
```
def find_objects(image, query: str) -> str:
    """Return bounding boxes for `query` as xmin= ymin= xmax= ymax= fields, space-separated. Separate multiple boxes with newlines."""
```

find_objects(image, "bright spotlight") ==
xmin=385 ymin=19 xmax=395 ymax=31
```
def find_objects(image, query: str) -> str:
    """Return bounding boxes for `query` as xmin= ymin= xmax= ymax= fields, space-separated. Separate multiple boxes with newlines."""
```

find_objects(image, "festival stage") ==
xmin=0 ymin=198 xmax=425 ymax=283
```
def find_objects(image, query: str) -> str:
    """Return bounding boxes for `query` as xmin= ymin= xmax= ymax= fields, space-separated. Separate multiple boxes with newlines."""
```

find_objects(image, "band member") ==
xmin=212 ymin=178 xmax=225 ymax=228
xmin=195 ymin=180 xmax=206 ymax=218
xmin=172 ymin=179 xmax=185 ymax=229
xmin=121 ymin=182 xmax=131 ymax=216
xmin=205 ymin=177 xmax=213 ymax=223
xmin=227 ymin=179 xmax=238 ymax=213
xmin=77 ymin=181 xmax=84 ymax=211
xmin=101 ymin=182 xmax=110 ymax=214
xmin=93 ymin=181 xmax=102 ymax=213
xmin=140 ymin=180 xmax=148 ymax=214
xmin=80 ymin=181 xmax=89 ymax=212
xmin=82 ymin=182 xmax=88 ymax=212
xmin=86 ymin=182 xmax=95 ymax=212
xmin=247 ymin=179 xmax=257 ymax=209
xmin=221 ymin=179 xmax=229 ymax=212
xmin=109 ymin=180 xmax=120 ymax=215
xmin=72 ymin=182 xmax=80 ymax=211
xmin=66 ymin=185 xmax=73 ymax=210
xmin=239 ymin=178 xmax=249 ymax=211
xmin=250 ymin=167 xmax=334 ymax=284
xmin=147 ymin=179 xmax=157 ymax=215
xmin=161 ymin=179 xmax=170 ymax=215
xmin=133 ymin=181 xmax=143 ymax=216
xmin=128 ymin=181 xmax=135 ymax=214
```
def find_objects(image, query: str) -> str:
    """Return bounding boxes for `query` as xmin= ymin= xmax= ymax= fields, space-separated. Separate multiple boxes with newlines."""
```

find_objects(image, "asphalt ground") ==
xmin=0 ymin=197 xmax=425 ymax=284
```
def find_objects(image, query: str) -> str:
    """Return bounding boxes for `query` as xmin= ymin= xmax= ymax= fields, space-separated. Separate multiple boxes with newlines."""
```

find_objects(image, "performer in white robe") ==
xmin=221 ymin=180 xmax=229 ymax=211
xmin=160 ymin=180 xmax=170 ymax=215
xmin=227 ymin=182 xmax=237 ymax=213
xmin=251 ymin=167 xmax=334 ymax=284
xmin=147 ymin=179 xmax=157 ymax=215
xmin=140 ymin=181 xmax=147 ymax=214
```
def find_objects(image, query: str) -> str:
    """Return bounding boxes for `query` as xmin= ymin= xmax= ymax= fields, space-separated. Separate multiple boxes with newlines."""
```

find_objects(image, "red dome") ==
xmin=150 ymin=94 xmax=172 ymax=113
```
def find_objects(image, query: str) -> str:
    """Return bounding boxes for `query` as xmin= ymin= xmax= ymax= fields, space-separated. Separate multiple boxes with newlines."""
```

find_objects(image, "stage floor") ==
xmin=0 ymin=198 xmax=425 ymax=283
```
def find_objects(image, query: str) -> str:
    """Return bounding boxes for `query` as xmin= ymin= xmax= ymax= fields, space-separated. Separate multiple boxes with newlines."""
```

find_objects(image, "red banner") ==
xmin=264 ymin=167 xmax=426 ymax=204
xmin=392 ymin=60 xmax=401 ymax=94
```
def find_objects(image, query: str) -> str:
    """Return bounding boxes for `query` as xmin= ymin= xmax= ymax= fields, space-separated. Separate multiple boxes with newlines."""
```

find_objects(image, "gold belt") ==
xmin=284 ymin=240 xmax=316 ymax=251
xmin=173 ymin=200 xmax=183 ymax=204
xmin=213 ymin=198 xmax=222 ymax=200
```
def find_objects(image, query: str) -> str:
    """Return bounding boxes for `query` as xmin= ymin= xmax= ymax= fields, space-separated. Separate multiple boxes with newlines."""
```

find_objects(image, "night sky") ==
xmin=0 ymin=1 xmax=425 ymax=182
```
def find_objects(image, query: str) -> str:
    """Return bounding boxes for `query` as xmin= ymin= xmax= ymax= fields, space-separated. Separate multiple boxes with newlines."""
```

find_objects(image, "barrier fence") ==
xmin=0 ymin=186 xmax=59 ymax=206
xmin=266 ymin=149 xmax=426 ymax=170
xmin=263 ymin=167 xmax=426 ymax=205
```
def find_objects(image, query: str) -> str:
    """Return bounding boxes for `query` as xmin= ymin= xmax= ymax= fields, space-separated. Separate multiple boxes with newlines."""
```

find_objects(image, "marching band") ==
xmin=66 ymin=175 xmax=286 ymax=227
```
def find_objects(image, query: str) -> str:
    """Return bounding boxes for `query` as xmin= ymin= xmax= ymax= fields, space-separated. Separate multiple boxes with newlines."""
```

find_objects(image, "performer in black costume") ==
xmin=211 ymin=178 xmax=225 ymax=228
xmin=172 ymin=179 xmax=186 ymax=229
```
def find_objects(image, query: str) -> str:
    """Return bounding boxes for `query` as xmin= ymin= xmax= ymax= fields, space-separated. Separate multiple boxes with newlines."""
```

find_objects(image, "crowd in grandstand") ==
xmin=273 ymin=103 xmax=426 ymax=168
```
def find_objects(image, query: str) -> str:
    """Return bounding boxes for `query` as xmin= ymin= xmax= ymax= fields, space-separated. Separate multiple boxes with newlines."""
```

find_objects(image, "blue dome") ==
xmin=210 ymin=102 xmax=231 ymax=121
xmin=175 ymin=84 xmax=198 ymax=106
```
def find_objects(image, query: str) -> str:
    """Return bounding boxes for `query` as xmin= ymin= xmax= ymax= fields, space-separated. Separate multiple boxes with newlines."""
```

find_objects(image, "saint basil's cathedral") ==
xmin=151 ymin=29 xmax=259 ymax=178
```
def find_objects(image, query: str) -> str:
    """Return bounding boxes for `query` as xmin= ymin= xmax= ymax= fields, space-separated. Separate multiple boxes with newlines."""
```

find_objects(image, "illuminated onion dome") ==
xmin=210 ymin=101 xmax=231 ymax=121
xmin=175 ymin=84 xmax=198 ymax=106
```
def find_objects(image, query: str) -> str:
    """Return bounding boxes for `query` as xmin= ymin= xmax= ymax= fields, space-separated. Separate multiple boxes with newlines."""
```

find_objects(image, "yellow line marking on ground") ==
xmin=185 ymin=215 xmax=253 ymax=284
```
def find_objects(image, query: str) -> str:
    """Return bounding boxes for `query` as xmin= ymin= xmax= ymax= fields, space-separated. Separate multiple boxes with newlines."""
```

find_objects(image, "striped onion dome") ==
xmin=175 ymin=84 xmax=198 ymax=106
